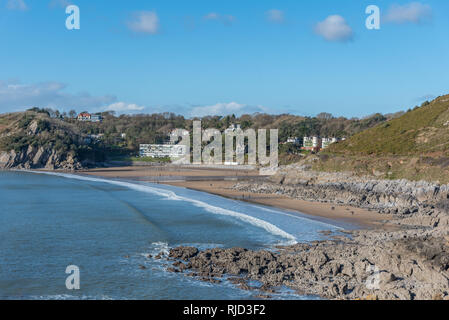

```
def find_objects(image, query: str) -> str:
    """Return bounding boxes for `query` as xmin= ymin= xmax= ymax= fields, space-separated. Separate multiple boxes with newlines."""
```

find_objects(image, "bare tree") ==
xmin=316 ymin=112 xmax=333 ymax=120
xmin=69 ymin=110 xmax=77 ymax=118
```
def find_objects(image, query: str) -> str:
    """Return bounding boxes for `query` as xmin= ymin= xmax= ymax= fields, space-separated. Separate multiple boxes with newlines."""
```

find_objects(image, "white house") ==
xmin=321 ymin=138 xmax=332 ymax=149
xmin=77 ymin=112 xmax=103 ymax=122
xmin=224 ymin=124 xmax=241 ymax=134
xmin=286 ymin=137 xmax=301 ymax=146
xmin=303 ymin=137 xmax=321 ymax=150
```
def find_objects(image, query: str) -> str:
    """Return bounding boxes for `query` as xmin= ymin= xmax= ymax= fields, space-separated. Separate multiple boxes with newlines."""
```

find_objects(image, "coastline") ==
xmin=80 ymin=166 xmax=390 ymax=229
xmin=163 ymin=180 xmax=392 ymax=229
xmin=13 ymin=166 xmax=449 ymax=299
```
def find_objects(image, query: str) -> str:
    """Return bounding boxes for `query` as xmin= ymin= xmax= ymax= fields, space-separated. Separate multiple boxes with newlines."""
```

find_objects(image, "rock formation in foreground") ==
xmin=166 ymin=227 xmax=449 ymax=300
xmin=163 ymin=167 xmax=449 ymax=300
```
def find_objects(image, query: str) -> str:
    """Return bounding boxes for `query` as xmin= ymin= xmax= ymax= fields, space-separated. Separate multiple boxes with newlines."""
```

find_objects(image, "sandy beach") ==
xmin=82 ymin=165 xmax=260 ymax=179
xmin=81 ymin=166 xmax=391 ymax=229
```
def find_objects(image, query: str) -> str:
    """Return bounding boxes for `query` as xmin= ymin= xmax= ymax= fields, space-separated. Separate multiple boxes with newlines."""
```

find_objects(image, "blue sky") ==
xmin=1 ymin=0 xmax=448 ymax=118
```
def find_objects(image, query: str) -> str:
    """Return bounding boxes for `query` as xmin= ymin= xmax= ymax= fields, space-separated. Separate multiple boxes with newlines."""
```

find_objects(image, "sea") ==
xmin=0 ymin=170 xmax=343 ymax=300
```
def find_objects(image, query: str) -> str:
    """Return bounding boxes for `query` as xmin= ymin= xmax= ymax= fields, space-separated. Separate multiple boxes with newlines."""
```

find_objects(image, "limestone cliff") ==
xmin=0 ymin=146 xmax=81 ymax=170
xmin=0 ymin=111 xmax=86 ymax=170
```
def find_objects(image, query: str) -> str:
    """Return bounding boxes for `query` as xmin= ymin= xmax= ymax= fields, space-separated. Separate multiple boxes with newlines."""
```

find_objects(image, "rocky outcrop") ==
xmin=166 ymin=228 xmax=449 ymax=300
xmin=0 ymin=117 xmax=84 ymax=171
xmin=161 ymin=165 xmax=449 ymax=300
xmin=234 ymin=165 xmax=449 ymax=216
xmin=0 ymin=146 xmax=81 ymax=171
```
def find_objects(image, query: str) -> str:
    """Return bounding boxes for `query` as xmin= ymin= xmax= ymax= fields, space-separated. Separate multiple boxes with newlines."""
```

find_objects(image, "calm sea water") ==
xmin=0 ymin=171 xmax=340 ymax=300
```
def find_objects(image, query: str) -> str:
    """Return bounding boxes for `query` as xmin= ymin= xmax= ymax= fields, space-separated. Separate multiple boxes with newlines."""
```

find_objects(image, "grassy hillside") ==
xmin=311 ymin=95 xmax=449 ymax=183
xmin=328 ymin=95 xmax=449 ymax=156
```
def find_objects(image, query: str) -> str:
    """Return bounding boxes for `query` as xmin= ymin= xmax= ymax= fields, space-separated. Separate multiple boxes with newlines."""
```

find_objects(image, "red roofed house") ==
xmin=77 ymin=112 xmax=91 ymax=121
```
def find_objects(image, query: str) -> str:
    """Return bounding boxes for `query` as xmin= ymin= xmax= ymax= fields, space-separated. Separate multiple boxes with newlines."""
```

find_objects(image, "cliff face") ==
xmin=0 ymin=146 xmax=81 ymax=170
xmin=0 ymin=112 xmax=85 ymax=171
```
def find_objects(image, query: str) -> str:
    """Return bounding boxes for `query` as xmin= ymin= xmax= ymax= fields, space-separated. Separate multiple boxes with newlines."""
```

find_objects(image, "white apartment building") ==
xmin=303 ymin=137 xmax=321 ymax=150
xmin=321 ymin=137 xmax=339 ymax=149
xmin=139 ymin=144 xmax=187 ymax=159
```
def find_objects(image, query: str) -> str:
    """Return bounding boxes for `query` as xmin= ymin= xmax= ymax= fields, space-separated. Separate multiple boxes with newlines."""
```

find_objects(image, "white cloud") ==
xmin=127 ymin=11 xmax=160 ymax=35
xmin=0 ymin=80 xmax=116 ymax=112
xmin=190 ymin=102 xmax=265 ymax=117
xmin=104 ymin=102 xmax=145 ymax=113
xmin=266 ymin=9 xmax=285 ymax=24
xmin=204 ymin=13 xmax=236 ymax=26
xmin=315 ymin=15 xmax=353 ymax=42
xmin=385 ymin=2 xmax=432 ymax=24
xmin=6 ymin=0 xmax=28 ymax=11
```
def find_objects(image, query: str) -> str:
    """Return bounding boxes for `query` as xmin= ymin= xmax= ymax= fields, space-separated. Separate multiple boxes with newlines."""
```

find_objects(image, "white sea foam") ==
xmin=258 ymin=206 xmax=343 ymax=230
xmin=26 ymin=171 xmax=297 ymax=243
xmin=150 ymin=242 xmax=170 ymax=255
xmin=128 ymin=242 xmax=170 ymax=262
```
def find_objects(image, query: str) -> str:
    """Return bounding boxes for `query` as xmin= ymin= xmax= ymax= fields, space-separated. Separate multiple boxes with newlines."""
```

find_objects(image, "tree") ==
xmin=69 ymin=110 xmax=77 ymax=118
xmin=316 ymin=112 xmax=333 ymax=120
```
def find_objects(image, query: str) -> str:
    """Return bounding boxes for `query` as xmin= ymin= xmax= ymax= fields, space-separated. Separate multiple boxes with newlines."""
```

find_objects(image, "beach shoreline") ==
xmin=79 ymin=166 xmax=390 ymax=229
xmin=24 ymin=165 xmax=449 ymax=299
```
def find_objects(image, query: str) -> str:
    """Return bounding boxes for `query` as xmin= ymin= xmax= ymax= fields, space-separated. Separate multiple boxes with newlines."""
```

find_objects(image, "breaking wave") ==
xmin=26 ymin=171 xmax=297 ymax=244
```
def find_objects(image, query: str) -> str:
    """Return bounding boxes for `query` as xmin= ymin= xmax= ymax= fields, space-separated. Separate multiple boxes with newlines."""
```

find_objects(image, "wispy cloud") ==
xmin=314 ymin=15 xmax=353 ymax=42
xmin=6 ymin=0 xmax=28 ymax=11
xmin=190 ymin=102 xmax=265 ymax=117
xmin=103 ymin=102 xmax=145 ymax=113
xmin=266 ymin=9 xmax=285 ymax=24
xmin=127 ymin=11 xmax=160 ymax=35
xmin=0 ymin=80 xmax=116 ymax=112
xmin=204 ymin=13 xmax=236 ymax=26
xmin=385 ymin=2 xmax=432 ymax=24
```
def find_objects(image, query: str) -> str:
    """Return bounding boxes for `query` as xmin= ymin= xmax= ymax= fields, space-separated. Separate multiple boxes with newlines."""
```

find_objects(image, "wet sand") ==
xmin=163 ymin=180 xmax=392 ymax=229
xmin=82 ymin=166 xmax=392 ymax=229
xmin=82 ymin=166 xmax=260 ymax=179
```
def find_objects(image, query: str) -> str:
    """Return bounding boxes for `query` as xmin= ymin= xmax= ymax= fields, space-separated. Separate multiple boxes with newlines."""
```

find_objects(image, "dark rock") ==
xmin=169 ymin=247 xmax=199 ymax=260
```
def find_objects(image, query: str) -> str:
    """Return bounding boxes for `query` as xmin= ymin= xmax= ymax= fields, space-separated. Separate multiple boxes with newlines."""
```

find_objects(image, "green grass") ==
xmin=311 ymin=95 xmax=449 ymax=183
xmin=328 ymin=95 xmax=449 ymax=156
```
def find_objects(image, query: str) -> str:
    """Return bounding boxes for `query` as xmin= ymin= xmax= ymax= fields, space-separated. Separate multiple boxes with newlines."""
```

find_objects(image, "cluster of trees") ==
xmin=1 ymin=116 xmax=79 ymax=155
xmin=2 ymin=107 xmax=392 ymax=163
xmin=27 ymin=107 xmax=78 ymax=119
xmin=78 ymin=112 xmax=387 ymax=150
